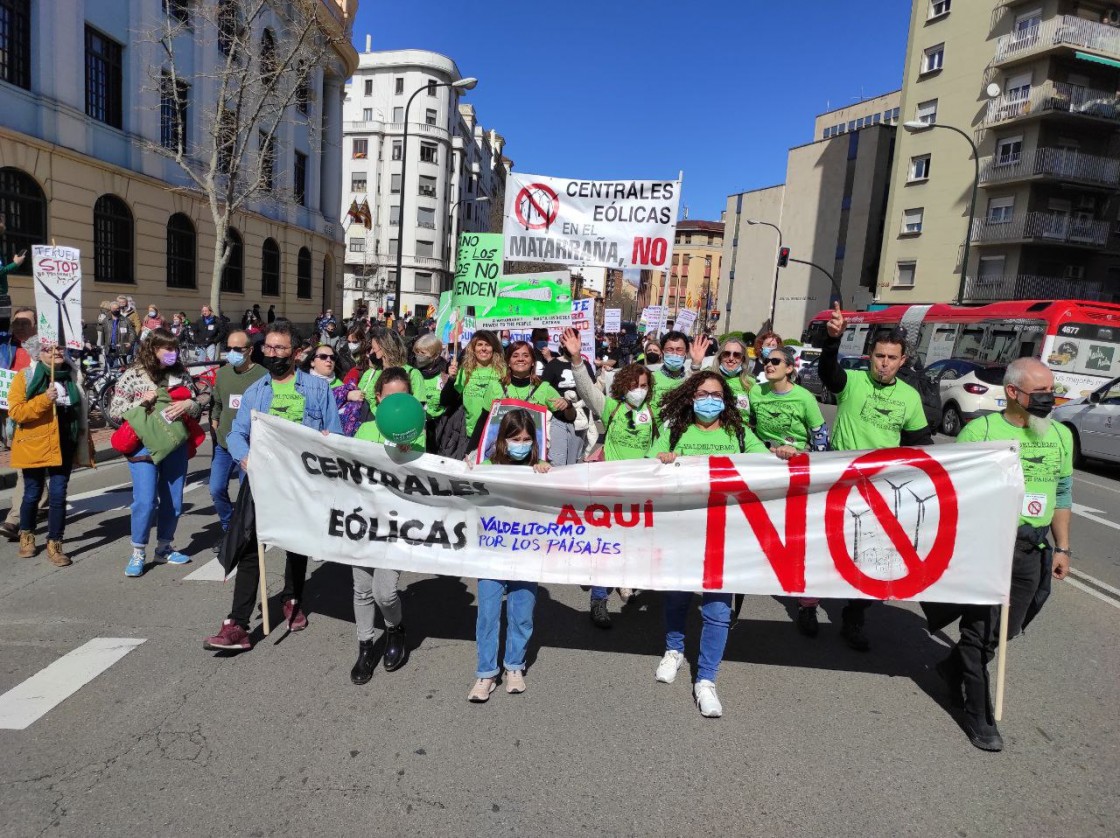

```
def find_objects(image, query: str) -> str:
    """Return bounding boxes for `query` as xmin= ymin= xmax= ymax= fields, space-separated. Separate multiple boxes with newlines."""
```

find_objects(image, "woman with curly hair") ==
xmin=715 ymin=336 xmax=756 ymax=419
xmin=443 ymin=330 xmax=507 ymax=439
xmin=108 ymin=328 xmax=202 ymax=577
xmin=751 ymin=330 xmax=783 ymax=379
xmin=648 ymin=371 xmax=787 ymax=718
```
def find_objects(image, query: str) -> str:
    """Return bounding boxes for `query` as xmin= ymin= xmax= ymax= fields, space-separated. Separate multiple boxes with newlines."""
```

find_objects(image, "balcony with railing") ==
xmin=979 ymin=147 xmax=1120 ymax=188
xmin=971 ymin=211 xmax=1111 ymax=246
xmin=984 ymin=81 xmax=1120 ymax=127
xmin=962 ymin=273 xmax=1105 ymax=303
xmin=994 ymin=15 xmax=1120 ymax=67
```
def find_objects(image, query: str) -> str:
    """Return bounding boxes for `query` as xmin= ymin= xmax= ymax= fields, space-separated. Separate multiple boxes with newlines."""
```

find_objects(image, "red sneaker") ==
xmin=283 ymin=599 xmax=308 ymax=631
xmin=203 ymin=619 xmax=252 ymax=652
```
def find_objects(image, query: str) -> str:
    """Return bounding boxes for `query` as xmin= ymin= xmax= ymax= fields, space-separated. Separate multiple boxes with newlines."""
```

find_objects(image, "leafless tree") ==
xmin=143 ymin=0 xmax=348 ymax=312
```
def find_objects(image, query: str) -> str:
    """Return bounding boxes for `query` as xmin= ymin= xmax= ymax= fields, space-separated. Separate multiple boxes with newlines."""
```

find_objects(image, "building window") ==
xmin=93 ymin=195 xmax=134 ymax=284
xmin=921 ymin=43 xmax=944 ymax=74
xmin=929 ymin=0 xmax=950 ymax=18
xmin=415 ymin=272 xmax=433 ymax=292
xmin=417 ymin=206 xmax=435 ymax=228
xmin=392 ymin=140 xmax=402 ymax=160
xmin=392 ymin=106 xmax=403 ymax=122
xmin=895 ymin=261 xmax=917 ymax=287
xmin=351 ymin=172 xmax=367 ymax=192
xmin=390 ymin=173 xmax=401 ymax=194
xmin=394 ymin=77 xmax=403 ymax=95
xmin=221 ymin=227 xmax=243 ymax=293
xmin=165 ymin=213 xmax=196 ymax=289
xmin=995 ymin=136 xmax=1023 ymax=166
xmin=416 ymin=240 xmax=434 ymax=258
xmin=419 ymin=175 xmax=436 ymax=197
xmin=916 ymin=98 xmax=938 ymax=125
xmin=261 ymin=238 xmax=280 ymax=296
xmin=363 ymin=79 xmax=372 ymax=96
xmin=427 ymin=79 xmax=436 ymax=96
xmin=902 ymin=207 xmax=924 ymax=235
xmin=160 ymin=71 xmax=189 ymax=151
xmin=349 ymin=238 xmax=365 ymax=253
xmin=909 ymin=154 xmax=931 ymax=181
xmin=425 ymin=108 xmax=437 ymax=125
xmin=978 ymin=256 xmax=1006 ymax=286
xmin=164 ymin=0 xmax=190 ymax=24
xmin=987 ymin=196 xmax=1015 ymax=224
xmin=259 ymin=131 xmax=274 ymax=192
xmin=388 ymin=238 xmax=398 ymax=256
xmin=389 ymin=205 xmax=400 ymax=225
xmin=259 ymin=28 xmax=277 ymax=82
xmin=294 ymin=151 xmax=307 ymax=206
xmin=85 ymin=26 xmax=123 ymax=129
xmin=0 ymin=0 xmax=32 ymax=89
xmin=419 ymin=142 xmax=437 ymax=164
xmin=217 ymin=0 xmax=243 ymax=56
xmin=362 ymin=107 xmax=373 ymax=121
xmin=297 ymin=247 xmax=312 ymax=299
xmin=352 ymin=138 xmax=367 ymax=159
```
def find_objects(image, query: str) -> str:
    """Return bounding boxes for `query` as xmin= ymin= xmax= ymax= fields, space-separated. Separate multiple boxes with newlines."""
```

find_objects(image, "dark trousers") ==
xmin=228 ymin=552 xmax=308 ymax=628
xmin=955 ymin=529 xmax=1050 ymax=720
xmin=21 ymin=442 xmax=76 ymax=541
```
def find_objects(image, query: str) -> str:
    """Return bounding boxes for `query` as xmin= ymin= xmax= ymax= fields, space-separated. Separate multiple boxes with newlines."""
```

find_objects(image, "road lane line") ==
xmin=1064 ymin=577 xmax=1120 ymax=610
xmin=1069 ymin=567 xmax=1120 ymax=598
xmin=1071 ymin=503 xmax=1120 ymax=532
xmin=184 ymin=557 xmax=235 ymax=581
xmin=0 ymin=638 xmax=146 ymax=730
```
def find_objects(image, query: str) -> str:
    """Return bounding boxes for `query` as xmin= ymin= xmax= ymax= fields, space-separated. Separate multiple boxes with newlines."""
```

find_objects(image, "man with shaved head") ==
xmin=931 ymin=357 xmax=1073 ymax=752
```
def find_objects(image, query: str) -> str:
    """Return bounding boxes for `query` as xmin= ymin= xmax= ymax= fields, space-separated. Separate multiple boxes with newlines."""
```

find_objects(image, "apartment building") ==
xmin=340 ymin=47 xmax=506 ymax=319
xmin=718 ymin=95 xmax=899 ymax=338
xmin=0 ymin=0 xmax=358 ymax=324
xmin=878 ymin=0 xmax=1120 ymax=305
xmin=646 ymin=219 xmax=724 ymax=333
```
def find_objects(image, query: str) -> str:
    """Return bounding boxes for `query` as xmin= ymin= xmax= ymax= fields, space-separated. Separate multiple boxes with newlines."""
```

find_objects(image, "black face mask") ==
xmin=261 ymin=354 xmax=293 ymax=378
xmin=1022 ymin=390 xmax=1055 ymax=418
xmin=646 ymin=352 xmax=661 ymax=364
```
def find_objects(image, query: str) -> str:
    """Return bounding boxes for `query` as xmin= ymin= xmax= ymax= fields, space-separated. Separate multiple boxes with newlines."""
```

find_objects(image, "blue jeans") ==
xmin=475 ymin=579 xmax=537 ymax=678
xmin=21 ymin=442 xmax=76 ymax=541
xmin=590 ymin=586 xmax=610 ymax=602
xmin=208 ymin=444 xmax=242 ymax=530
xmin=664 ymin=591 xmax=734 ymax=683
xmin=128 ymin=444 xmax=189 ymax=548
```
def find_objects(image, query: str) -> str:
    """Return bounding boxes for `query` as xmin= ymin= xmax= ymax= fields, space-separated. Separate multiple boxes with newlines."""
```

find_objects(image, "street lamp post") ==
xmin=393 ymin=76 xmax=478 ymax=320
xmin=746 ymin=219 xmax=783 ymax=331
xmin=902 ymin=120 xmax=980 ymax=305
xmin=447 ymin=195 xmax=490 ymax=286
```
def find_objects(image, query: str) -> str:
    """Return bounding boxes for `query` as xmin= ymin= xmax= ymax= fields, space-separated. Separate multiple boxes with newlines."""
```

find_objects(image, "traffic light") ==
xmin=777 ymin=247 xmax=790 ymax=268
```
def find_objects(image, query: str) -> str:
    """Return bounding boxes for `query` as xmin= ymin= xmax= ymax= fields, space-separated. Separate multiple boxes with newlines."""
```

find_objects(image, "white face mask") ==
xmin=624 ymin=387 xmax=648 ymax=408
xmin=347 ymin=341 xmax=360 ymax=352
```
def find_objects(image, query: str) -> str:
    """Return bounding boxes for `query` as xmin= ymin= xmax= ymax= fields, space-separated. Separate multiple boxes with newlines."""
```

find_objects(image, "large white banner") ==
xmin=31 ymin=245 xmax=83 ymax=349
xmin=503 ymin=173 xmax=681 ymax=270
xmin=249 ymin=414 xmax=1023 ymax=605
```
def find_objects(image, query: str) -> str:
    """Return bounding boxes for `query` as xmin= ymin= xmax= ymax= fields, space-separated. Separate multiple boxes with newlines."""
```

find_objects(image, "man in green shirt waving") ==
xmin=929 ymin=358 xmax=1073 ymax=752
xmin=819 ymin=303 xmax=933 ymax=651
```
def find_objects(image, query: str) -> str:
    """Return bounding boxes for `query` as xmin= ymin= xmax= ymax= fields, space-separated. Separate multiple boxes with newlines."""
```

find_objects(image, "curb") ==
xmin=0 ymin=445 xmax=123 ymax=490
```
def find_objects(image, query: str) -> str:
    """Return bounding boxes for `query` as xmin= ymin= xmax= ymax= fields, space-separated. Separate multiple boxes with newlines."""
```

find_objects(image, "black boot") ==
xmin=796 ymin=606 xmax=819 ymax=638
xmin=840 ymin=604 xmax=870 ymax=652
xmin=383 ymin=625 xmax=408 ymax=672
xmin=350 ymin=640 xmax=376 ymax=685
xmin=590 ymin=598 xmax=612 ymax=629
xmin=935 ymin=648 xmax=965 ymax=709
xmin=963 ymin=712 xmax=1004 ymax=752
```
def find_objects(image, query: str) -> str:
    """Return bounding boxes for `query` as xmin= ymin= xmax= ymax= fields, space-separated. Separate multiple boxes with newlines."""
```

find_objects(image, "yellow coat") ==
xmin=8 ymin=364 xmax=93 ymax=470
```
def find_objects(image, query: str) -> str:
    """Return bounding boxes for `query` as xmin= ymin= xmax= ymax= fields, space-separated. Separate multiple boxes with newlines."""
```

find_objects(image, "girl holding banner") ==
xmin=468 ymin=409 xmax=552 ymax=703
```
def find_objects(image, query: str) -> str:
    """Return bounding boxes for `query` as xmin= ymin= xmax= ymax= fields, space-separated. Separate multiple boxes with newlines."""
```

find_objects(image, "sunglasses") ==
xmin=314 ymin=353 xmax=336 ymax=361
xmin=720 ymin=351 xmax=743 ymax=360
xmin=764 ymin=356 xmax=787 ymax=366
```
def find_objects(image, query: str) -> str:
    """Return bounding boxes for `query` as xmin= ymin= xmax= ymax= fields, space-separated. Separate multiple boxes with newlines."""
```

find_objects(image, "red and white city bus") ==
xmin=803 ymin=300 xmax=1120 ymax=402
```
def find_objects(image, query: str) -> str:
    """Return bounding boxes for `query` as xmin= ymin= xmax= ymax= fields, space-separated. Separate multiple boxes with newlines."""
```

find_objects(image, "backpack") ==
xmin=897 ymin=362 xmax=942 ymax=432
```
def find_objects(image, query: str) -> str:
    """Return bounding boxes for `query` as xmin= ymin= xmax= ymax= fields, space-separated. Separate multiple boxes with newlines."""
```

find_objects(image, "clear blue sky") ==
xmin=351 ymin=0 xmax=912 ymax=221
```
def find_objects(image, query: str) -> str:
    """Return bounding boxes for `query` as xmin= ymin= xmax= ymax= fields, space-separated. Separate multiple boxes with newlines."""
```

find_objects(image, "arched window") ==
xmin=297 ymin=246 xmax=312 ymax=299
xmin=166 ymin=213 xmax=196 ymax=289
xmin=220 ymin=227 xmax=243 ymax=294
xmin=261 ymin=238 xmax=280 ymax=297
xmin=93 ymin=194 xmax=133 ymax=284
xmin=0 ymin=167 xmax=46 ymax=276
xmin=260 ymin=28 xmax=277 ymax=81
xmin=217 ymin=0 xmax=243 ymax=56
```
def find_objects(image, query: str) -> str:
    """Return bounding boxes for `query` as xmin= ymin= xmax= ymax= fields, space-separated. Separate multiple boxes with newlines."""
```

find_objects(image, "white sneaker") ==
xmin=694 ymin=679 xmax=723 ymax=718
xmin=655 ymin=650 xmax=684 ymax=683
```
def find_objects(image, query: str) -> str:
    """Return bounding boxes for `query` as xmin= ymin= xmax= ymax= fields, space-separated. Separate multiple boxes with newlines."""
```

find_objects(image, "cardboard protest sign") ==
xmin=455 ymin=233 xmax=503 ymax=313
xmin=503 ymin=173 xmax=681 ymax=270
xmin=472 ymin=399 xmax=550 ymax=465
xmin=674 ymin=309 xmax=698 ymax=336
xmin=639 ymin=305 xmax=663 ymax=335
xmin=251 ymin=413 xmax=1023 ymax=604
xmin=435 ymin=291 xmax=474 ymax=350
xmin=32 ymin=245 xmax=83 ymax=349
xmin=545 ymin=299 xmax=594 ymax=363
xmin=604 ymin=308 xmax=622 ymax=334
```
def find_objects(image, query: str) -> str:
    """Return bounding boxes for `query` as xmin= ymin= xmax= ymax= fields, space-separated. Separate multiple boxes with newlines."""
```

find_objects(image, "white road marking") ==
xmin=1072 ymin=474 xmax=1120 ymax=495
xmin=184 ymin=557 xmax=235 ymax=581
xmin=0 ymin=638 xmax=146 ymax=730
xmin=1069 ymin=567 xmax=1120 ymax=598
xmin=1072 ymin=503 xmax=1120 ymax=532
xmin=1064 ymin=577 xmax=1120 ymax=610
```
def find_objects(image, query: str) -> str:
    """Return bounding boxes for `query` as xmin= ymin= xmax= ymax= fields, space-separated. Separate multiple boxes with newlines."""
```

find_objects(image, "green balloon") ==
xmin=375 ymin=393 xmax=425 ymax=444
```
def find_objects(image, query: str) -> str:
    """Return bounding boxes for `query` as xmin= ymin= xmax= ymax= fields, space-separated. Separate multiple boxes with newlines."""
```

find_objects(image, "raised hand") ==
xmin=691 ymin=334 xmax=711 ymax=366
xmin=560 ymin=328 xmax=581 ymax=358
xmin=826 ymin=302 xmax=846 ymax=339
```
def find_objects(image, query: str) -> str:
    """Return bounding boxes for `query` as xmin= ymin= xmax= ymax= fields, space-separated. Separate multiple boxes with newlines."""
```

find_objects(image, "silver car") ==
xmin=1053 ymin=376 xmax=1120 ymax=466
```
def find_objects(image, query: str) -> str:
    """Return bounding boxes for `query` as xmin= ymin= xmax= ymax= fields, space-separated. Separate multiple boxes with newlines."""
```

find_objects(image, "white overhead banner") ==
xmin=249 ymin=414 xmax=1023 ymax=604
xmin=31 ymin=245 xmax=84 ymax=350
xmin=503 ymin=172 xmax=681 ymax=270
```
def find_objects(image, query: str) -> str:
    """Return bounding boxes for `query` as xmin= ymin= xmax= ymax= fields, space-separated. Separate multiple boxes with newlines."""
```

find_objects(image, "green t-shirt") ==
xmin=417 ymin=370 xmax=447 ymax=419
xmin=648 ymin=422 xmax=768 ymax=458
xmin=601 ymin=398 xmax=657 ymax=460
xmin=268 ymin=378 xmax=306 ymax=424
xmin=722 ymin=372 xmax=755 ymax=420
xmin=957 ymin=413 xmax=1073 ymax=527
xmin=355 ymin=420 xmax=427 ymax=450
xmin=651 ymin=367 xmax=689 ymax=420
xmin=359 ymin=366 xmax=425 ymax=406
xmin=831 ymin=370 xmax=927 ymax=451
xmin=455 ymin=365 xmax=501 ymax=433
xmin=750 ymin=383 xmax=825 ymax=451
xmin=482 ymin=378 xmax=563 ymax=412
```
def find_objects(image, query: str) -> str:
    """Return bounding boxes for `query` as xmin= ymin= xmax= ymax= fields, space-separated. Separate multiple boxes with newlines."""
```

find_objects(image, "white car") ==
xmin=923 ymin=359 xmax=1007 ymax=436
xmin=1053 ymin=376 xmax=1120 ymax=466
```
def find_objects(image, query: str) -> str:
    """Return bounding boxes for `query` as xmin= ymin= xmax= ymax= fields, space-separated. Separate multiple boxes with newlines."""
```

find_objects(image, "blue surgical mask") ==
xmin=761 ymin=346 xmax=773 ymax=359
xmin=506 ymin=440 xmax=533 ymax=461
xmin=693 ymin=396 xmax=724 ymax=421
xmin=720 ymin=363 xmax=742 ymax=376
xmin=226 ymin=350 xmax=246 ymax=367
xmin=662 ymin=353 xmax=685 ymax=371
xmin=501 ymin=339 xmax=510 ymax=348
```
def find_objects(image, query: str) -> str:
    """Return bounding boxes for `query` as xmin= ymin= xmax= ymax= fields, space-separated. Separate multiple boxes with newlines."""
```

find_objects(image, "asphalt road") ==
xmin=1 ymin=429 xmax=1118 ymax=837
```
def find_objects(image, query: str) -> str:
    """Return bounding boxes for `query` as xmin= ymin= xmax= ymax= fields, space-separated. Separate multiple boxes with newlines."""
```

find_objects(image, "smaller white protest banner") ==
xmin=31 ymin=246 xmax=83 ymax=350
xmin=674 ymin=309 xmax=698 ymax=336
xmin=640 ymin=305 xmax=664 ymax=335
xmin=604 ymin=308 xmax=622 ymax=334
xmin=0 ymin=368 xmax=16 ymax=410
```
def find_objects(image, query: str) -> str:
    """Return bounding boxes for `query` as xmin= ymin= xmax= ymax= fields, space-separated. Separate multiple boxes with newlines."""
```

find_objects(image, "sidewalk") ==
xmin=0 ymin=427 xmax=120 ymax=490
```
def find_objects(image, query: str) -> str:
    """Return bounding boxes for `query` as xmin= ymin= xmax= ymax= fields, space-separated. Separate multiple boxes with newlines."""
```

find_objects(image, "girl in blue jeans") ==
xmin=468 ymin=409 xmax=551 ymax=703
xmin=108 ymin=329 xmax=201 ymax=577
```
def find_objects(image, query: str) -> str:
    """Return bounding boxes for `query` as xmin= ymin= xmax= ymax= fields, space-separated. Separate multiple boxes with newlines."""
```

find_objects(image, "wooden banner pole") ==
xmin=258 ymin=541 xmax=271 ymax=635
xmin=993 ymin=602 xmax=1010 ymax=721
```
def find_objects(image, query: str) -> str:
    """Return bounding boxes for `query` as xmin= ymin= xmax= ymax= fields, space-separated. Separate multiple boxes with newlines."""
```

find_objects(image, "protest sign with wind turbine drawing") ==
xmin=31 ymin=245 xmax=83 ymax=350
